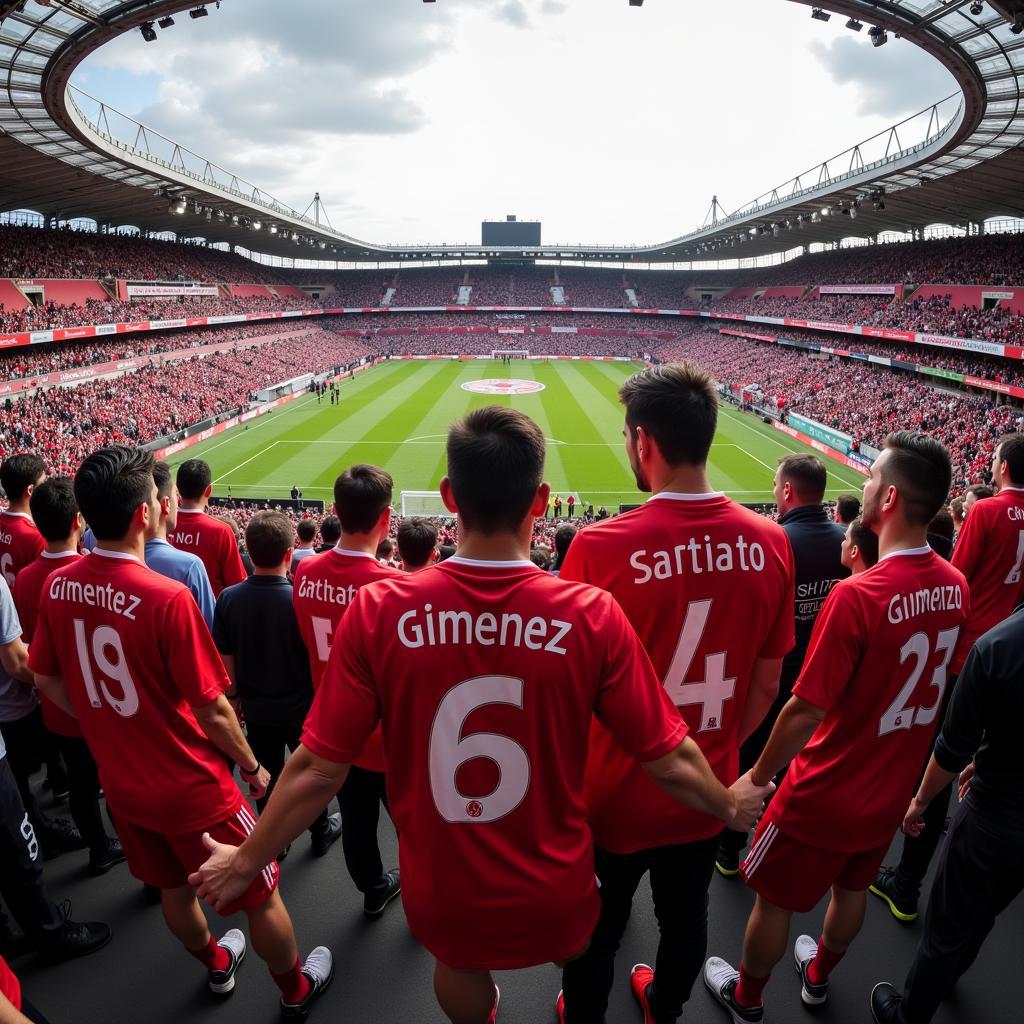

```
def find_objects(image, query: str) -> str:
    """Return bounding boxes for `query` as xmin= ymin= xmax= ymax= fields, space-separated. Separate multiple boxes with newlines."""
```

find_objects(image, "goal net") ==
xmin=400 ymin=491 xmax=456 ymax=518
xmin=492 ymin=349 xmax=530 ymax=360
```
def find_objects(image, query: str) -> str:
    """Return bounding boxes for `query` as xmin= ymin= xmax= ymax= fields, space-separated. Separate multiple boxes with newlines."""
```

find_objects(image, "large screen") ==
xmin=482 ymin=219 xmax=541 ymax=246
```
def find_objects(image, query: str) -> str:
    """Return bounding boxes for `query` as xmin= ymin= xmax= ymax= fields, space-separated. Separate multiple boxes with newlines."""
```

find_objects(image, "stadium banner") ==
xmin=773 ymin=422 xmax=869 ymax=476
xmin=125 ymin=284 xmax=220 ymax=298
xmin=859 ymin=326 xmax=916 ymax=343
xmin=860 ymin=442 xmax=883 ymax=461
xmin=916 ymin=333 xmax=1007 ymax=357
xmin=919 ymin=366 xmax=965 ymax=383
xmin=788 ymin=413 xmax=854 ymax=455
xmin=964 ymin=375 xmax=1024 ymax=400
xmin=847 ymin=451 xmax=876 ymax=469
xmin=867 ymin=355 xmax=891 ymax=366
xmin=819 ymin=284 xmax=899 ymax=296
xmin=891 ymin=359 xmax=917 ymax=372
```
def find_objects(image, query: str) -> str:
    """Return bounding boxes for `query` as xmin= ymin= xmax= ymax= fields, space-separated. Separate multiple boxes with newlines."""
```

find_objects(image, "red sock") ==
xmin=735 ymin=964 xmax=769 ymax=1008
xmin=189 ymin=935 xmax=230 ymax=973
xmin=271 ymin=957 xmax=311 ymax=1005
xmin=807 ymin=938 xmax=845 ymax=985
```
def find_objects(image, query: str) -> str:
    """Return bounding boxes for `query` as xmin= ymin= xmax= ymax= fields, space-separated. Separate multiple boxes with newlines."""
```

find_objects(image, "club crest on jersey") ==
xmin=461 ymin=379 xmax=545 ymax=395
xmin=466 ymin=801 xmax=483 ymax=819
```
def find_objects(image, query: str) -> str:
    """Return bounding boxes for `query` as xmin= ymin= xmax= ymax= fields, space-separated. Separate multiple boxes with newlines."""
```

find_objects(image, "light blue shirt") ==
xmin=0 ymin=577 xmax=32 ymax=741
xmin=144 ymin=538 xmax=216 ymax=630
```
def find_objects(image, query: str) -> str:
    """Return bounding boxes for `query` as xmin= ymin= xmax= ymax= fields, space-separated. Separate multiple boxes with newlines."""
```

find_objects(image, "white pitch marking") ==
xmin=213 ymin=441 xmax=281 ymax=484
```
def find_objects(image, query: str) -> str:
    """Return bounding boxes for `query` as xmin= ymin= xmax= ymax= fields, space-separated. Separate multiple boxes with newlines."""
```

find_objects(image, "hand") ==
xmin=902 ymin=796 xmax=929 ymax=837
xmin=958 ymin=762 xmax=975 ymax=802
xmin=727 ymin=770 xmax=775 ymax=832
xmin=244 ymin=766 xmax=271 ymax=800
xmin=188 ymin=833 xmax=253 ymax=913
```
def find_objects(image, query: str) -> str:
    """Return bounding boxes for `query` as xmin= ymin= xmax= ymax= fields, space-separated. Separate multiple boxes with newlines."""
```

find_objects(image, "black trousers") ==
xmin=244 ymin=722 xmax=330 ymax=837
xmin=0 ymin=757 xmax=63 ymax=947
xmin=897 ymin=800 xmax=1024 ymax=1024
xmin=561 ymin=837 xmax=719 ymax=1024
xmin=337 ymin=766 xmax=390 ymax=897
xmin=55 ymin=736 xmax=112 ymax=856
xmin=22 ymin=998 xmax=51 ymax=1024
xmin=1 ymin=707 xmax=57 ymax=833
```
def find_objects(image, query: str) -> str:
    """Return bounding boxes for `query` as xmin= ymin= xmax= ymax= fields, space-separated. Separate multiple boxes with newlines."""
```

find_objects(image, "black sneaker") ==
xmin=281 ymin=946 xmax=333 ymax=1020
xmin=715 ymin=847 xmax=741 ymax=878
xmin=42 ymin=901 xmax=112 ymax=962
xmin=208 ymin=928 xmax=246 ymax=996
xmin=364 ymin=870 xmax=401 ymax=918
xmin=40 ymin=818 xmax=87 ymax=860
xmin=870 ymin=982 xmax=903 ymax=1024
xmin=310 ymin=814 xmax=342 ymax=858
xmin=869 ymin=867 xmax=919 ymax=923
xmin=703 ymin=958 xmax=764 ymax=1023
xmin=793 ymin=935 xmax=829 ymax=1006
xmin=89 ymin=840 xmax=126 ymax=877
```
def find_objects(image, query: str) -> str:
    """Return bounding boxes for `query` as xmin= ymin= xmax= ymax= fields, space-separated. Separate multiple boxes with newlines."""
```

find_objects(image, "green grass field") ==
xmin=169 ymin=359 xmax=866 ymax=509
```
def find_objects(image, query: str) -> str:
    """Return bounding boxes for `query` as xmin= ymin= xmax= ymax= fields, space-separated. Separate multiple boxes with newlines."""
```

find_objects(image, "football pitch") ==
xmin=169 ymin=359 xmax=866 ymax=508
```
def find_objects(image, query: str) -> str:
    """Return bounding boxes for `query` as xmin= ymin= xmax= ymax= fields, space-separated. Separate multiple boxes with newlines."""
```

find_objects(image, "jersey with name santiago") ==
xmin=771 ymin=548 xmax=969 ymax=852
xmin=561 ymin=493 xmax=795 ymax=852
xmin=28 ymin=550 xmax=240 ymax=832
xmin=302 ymin=557 xmax=686 ymax=971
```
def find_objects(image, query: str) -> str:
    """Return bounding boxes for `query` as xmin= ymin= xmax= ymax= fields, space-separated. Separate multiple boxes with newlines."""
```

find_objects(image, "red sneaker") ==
xmin=630 ymin=964 xmax=656 ymax=1024
xmin=487 ymin=985 xmax=500 ymax=1024
xmin=555 ymin=990 xmax=566 ymax=1023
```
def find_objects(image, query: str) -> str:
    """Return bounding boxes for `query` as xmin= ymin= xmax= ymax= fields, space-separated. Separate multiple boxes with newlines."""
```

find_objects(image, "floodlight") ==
xmin=811 ymin=8 xmax=831 ymax=22
xmin=189 ymin=6 xmax=208 ymax=19
xmin=846 ymin=18 xmax=863 ymax=31
xmin=158 ymin=16 xmax=175 ymax=29
xmin=969 ymin=2 xmax=983 ymax=14
xmin=869 ymin=26 xmax=888 ymax=46
xmin=252 ymin=220 xmax=262 ymax=230
xmin=140 ymin=22 xmax=157 ymax=42
xmin=269 ymin=224 xmax=278 ymax=234
xmin=629 ymin=0 xmax=645 ymax=6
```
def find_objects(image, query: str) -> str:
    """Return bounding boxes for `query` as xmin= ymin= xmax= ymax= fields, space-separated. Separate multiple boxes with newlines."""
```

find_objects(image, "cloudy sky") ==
xmin=73 ymin=0 xmax=956 ymax=248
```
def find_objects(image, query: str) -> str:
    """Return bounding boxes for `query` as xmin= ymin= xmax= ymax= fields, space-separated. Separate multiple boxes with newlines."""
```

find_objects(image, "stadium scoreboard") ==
xmin=482 ymin=216 xmax=541 ymax=247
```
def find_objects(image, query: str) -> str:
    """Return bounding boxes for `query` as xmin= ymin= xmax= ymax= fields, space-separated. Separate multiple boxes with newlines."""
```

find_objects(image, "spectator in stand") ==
xmin=289 ymin=521 xmax=317 ymax=575
xmin=316 ymin=515 xmax=341 ymax=552
xmin=549 ymin=524 xmax=577 ymax=577
xmin=839 ymin=518 xmax=879 ymax=576
xmin=395 ymin=518 xmax=437 ymax=573
xmin=962 ymin=483 xmax=994 ymax=518
xmin=212 ymin=514 xmax=253 ymax=578
xmin=835 ymin=494 xmax=861 ymax=526
xmin=376 ymin=537 xmax=400 ymax=568
xmin=949 ymin=497 xmax=965 ymax=544
xmin=926 ymin=510 xmax=956 ymax=562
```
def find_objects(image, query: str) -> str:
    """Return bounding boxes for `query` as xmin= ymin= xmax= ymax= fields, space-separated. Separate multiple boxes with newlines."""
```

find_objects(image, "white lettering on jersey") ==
xmin=171 ymin=531 xmax=200 ymax=546
xmin=297 ymin=576 xmax=358 ymax=606
xmin=887 ymin=584 xmax=964 ymax=625
xmin=398 ymin=604 xmax=572 ymax=655
xmin=48 ymin=576 xmax=141 ymax=621
xmin=629 ymin=534 xmax=766 ymax=584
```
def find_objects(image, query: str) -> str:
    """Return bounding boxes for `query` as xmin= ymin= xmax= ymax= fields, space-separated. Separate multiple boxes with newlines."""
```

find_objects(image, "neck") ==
xmin=148 ymin=520 xmax=169 ymax=542
xmin=180 ymin=499 xmax=205 ymax=512
xmin=44 ymin=539 xmax=77 ymax=555
xmin=877 ymin=520 xmax=929 ymax=560
xmin=97 ymin=534 xmax=146 ymax=561
xmin=253 ymin=566 xmax=286 ymax=578
xmin=455 ymin=523 xmax=532 ymax=563
xmin=653 ymin=465 xmax=713 ymax=496
xmin=781 ymin=500 xmax=820 ymax=515
xmin=5 ymin=501 xmax=30 ymax=516
xmin=338 ymin=532 xmax=378 ymax=555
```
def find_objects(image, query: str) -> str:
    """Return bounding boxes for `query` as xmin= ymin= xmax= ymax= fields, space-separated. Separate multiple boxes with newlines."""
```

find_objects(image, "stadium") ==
xmin=0 ymin=1 xmax=1023 ymax=1023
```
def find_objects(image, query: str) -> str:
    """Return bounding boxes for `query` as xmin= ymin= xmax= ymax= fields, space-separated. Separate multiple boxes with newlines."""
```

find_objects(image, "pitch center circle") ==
xmin=461 ymin=379 xmax=546 ymax=395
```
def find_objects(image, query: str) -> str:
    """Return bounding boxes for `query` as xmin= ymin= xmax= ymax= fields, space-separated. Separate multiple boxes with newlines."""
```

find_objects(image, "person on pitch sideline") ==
xmin=291 ymin=466 xmax=402 ymax=918
xmin=704 ymin=431 xmax=969 ymax=1024
xmin=556 ymin=363 xmax=795 ymax=1024
xmin=192 ymin=407 xmax=771 ymax=1024
xmin=30 ymin=447 xmax=332 ymax=1018
xmin=871 ymin=431 xmax=1024 ymax=923
xmin=168 ymin=459 xmax=247 ymax=597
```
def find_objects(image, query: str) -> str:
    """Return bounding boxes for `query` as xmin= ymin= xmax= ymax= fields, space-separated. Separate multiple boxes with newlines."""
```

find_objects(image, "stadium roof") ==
xmin=1 ymin=0 xmax=1023 ymax=264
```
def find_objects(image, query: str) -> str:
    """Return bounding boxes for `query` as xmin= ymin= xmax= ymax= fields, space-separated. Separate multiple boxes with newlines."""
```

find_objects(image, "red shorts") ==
xmin=117 ymin=802 xmax=279 ymax=916
xmin=741 ymin=813 xmax=889 ymax=914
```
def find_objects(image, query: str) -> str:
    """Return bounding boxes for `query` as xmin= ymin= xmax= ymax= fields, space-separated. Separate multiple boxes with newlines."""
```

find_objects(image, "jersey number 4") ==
xmin=663 ymin=599 xmax=736 ymax=732
xmin=878 ymin=628 xmax=959 ymax=737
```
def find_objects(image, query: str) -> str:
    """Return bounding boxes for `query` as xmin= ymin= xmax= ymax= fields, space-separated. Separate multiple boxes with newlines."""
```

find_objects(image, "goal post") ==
xmin=400 ymin=491 xmax=456 ymax=518
xmin=491 ymin=349 xmax=530 ymax=360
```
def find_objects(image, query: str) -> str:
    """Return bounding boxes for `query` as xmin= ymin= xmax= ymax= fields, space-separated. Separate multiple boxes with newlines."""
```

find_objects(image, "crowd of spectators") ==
xmin=392 ymin=268 xmax=465 ymax=305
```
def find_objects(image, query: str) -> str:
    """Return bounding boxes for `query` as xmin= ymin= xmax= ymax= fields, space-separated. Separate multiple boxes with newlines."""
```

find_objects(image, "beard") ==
xmin=861 ymin=492 xmax=880 ymax=532
xmin=628 ymin=454 xmax=651 ymax=493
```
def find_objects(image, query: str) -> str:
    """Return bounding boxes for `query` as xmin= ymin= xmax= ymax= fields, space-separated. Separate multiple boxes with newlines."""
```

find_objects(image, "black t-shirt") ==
xmin=213 ymin=575 xmax=314 ymax=727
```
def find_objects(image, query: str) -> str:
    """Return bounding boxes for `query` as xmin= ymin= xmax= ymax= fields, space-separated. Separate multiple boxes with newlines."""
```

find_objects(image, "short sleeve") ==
xmin=758 ymin=540 xmax=796 ymax=659
xmin=792 ymin=582 xmax=867 ymax=712
xmin=188 ymin=562 xmax=216 ymax=632
xmin=27 ymin=595 xmax=58 ymax=677
xmin=594 ymin=594 xmax=688 ymax=762
xmin=0 ymin=580 xmax=21 ymax=646
xmin=301 ymin=595 xmax=380 ymax=764
xmin=211 ymin=591 xmax=232 ymax=656
xmin=161 ymin=590 xmax=230 ymax=707
xmin=221 ymin=532 xmax=247 ymax=589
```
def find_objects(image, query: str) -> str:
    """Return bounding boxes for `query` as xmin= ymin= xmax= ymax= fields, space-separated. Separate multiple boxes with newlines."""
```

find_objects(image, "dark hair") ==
xmin=176 ymin=459 xmax=212 ymax=501
xmin=618 ymin=362 xmax=718 ymax=467
xmin=29 ymin=477 xmax=78 ymax=543
xmin=397 ymin=517 xmax=438 ymax=569
xmin=552 ymin=523 xmax=577 ymax=570
xmin=319 ymin=514 xmax=341 ymax=546
xmin=927 ymin=508 xmax=956 ymax=561
xmin=848 ymin=517 xmax=879 ymax=569
xmin=881 ymin=432 xmax=953 ymax=527
xmin=836 ymin=493 xmax=861 ymax=524
xmin=1 ymin=453 xmax=46 ymax=502
xmin=437 ymin=544 xmax=456 ymax=562
xmin=965 ymin=483 xmax=994 ymax=501
xmin=74 ymin=447 xmax=155 ymax=541
xmin=333 ymin=465 xmax=393 ymax=534
xmin=447 ymin=406 xmax=546 ymax=534
xmin=778 ymin=454 xmax=827 ymax=504
xmin=245 ymin=512 xmax=294 ymax=569
xmin=296 ymin=519 xmax=317 ymax=543
xmin=377 ymin=537 xmax=394 ymax=558
xmin=153 ymin=461 xmax=173 ymax=501
xmin=996 ymin=433 xmax=1024 ymax=484
xmin=531 ymin=546 xmax=552 ymax=570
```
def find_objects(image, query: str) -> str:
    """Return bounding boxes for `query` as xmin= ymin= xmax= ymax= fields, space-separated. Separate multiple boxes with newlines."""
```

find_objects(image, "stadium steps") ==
xmin=382 ymin=286 xmax=398 ymax=306
xmin=0 ymin=279 xmax=31 ymax=309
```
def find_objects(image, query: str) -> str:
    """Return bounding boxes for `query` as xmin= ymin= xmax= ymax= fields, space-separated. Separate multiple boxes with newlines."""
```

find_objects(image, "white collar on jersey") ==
xmin=1000 ymin=484 xmax=1024 ymax=492
xmin=446 ymin=556 xmax=536 ymax=568
xmin=40 ymin=550 xmax=78 ymax=560
xmin=176 ymin=507 xmax=204 ymax=514
xmin=879 ymin=545 xmax=932 ymax=562
xmin=332 ymin=546 xmax=376 ymax=559
xmin=92 ymin=547 xmax=143 ymax=564
xmin=648 ymin=491 xmax=726 ymax=502
xmin=0 ymin=510 xmax=32 ymax=520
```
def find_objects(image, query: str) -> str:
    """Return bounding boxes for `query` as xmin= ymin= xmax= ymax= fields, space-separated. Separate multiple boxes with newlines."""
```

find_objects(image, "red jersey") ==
xmin=28 ymin=548 xmax=241 ymax=833
xmin=14 ymin=550 xmax=83 ymax=738
xmin=0 ymin=955 xmax=20 ymax=1012
xmin=302 ymin=557 xmax=686 ymax=970
xmin=0 ymin=510 xmax=44 ymax=587
xmin=167 ymin=507 xmax=246 ymax=597
xmin=561 ymin=493 xmax=795 ymax=852
xmin=771 ymin=547 xmax=969 ymax=852
xmin=950 ymin=485 xmax=1024 ymax=673
xmin=292 ymin=548 xmax=403 ymax=772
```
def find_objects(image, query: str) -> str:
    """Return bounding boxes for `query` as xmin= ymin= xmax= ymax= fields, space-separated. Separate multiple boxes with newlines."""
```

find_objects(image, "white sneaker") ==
xmin=281 ymin=946 xmax=333 ymax=1020
xmin=208 ymin=928 xmax=245 ymax=995
xmin=794 ymin=934 xmax=829 ymax=1006
xmin=703 ymin=957 xmax=764 ymax=1023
